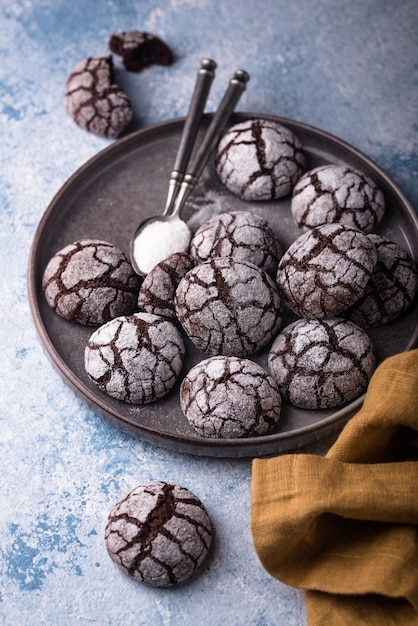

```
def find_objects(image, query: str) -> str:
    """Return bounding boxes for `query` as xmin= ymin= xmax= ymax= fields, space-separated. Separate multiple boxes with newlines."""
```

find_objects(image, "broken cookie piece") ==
xmin=109 ymin=30 xmax=174 ymax=72
xmin=65 ymin=54 xmax=133 ymax=138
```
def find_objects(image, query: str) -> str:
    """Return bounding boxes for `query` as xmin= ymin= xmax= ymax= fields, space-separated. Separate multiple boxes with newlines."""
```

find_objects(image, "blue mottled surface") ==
xmin=1 ymin=0 xmax=417 ymax=624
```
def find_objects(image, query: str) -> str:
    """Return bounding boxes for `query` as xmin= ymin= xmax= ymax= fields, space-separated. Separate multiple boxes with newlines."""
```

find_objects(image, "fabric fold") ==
xmin=251 ymin=349 xmax=418 ymax=625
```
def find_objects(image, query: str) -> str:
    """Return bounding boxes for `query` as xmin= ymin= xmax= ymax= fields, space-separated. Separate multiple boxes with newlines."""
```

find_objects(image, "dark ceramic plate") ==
xmin=28 ymin=113 xmax=418 ymax=457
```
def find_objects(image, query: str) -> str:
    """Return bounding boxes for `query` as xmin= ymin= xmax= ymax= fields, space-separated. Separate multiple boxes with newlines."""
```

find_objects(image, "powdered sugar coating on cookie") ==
xmin=180 ymin=356 xmax=282 ymax=438
xmin=175 ymin=257 xmax=282 ymax=357
xmin=84 ymin=312 xmax=185 ymax=404
xmin=42 ymin=239 xmax=140 ymax=325
xmin=105 ymin=481 xmax=212 ymax=587
xmin=138 ymin=252 xmax=195 ymax=319
xmin=268 ymin=317 xmax=376 ymax=409
xmin=65 ymin=55 xmax=133 ymax=138
xmin=190 ymin=211 xmax=283 ymax=276
xmin=291 ymin=164 xmax=385 ymax=232
xmin=345 ymin=234 xmax=418 ymax=327
xmin=276 ymin=224 xmax=377 ymax=318
xmin=215 ymin=119 xmax=306 ymax=201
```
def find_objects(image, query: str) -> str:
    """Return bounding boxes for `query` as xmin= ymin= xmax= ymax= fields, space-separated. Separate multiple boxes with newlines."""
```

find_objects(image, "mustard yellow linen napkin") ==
xmin=251 ymin=349 xmax=418 ymax=625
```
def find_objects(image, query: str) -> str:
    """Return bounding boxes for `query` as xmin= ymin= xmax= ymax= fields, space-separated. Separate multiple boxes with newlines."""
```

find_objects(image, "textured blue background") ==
xmin=1 ymin=1 xmax=417 ymax=624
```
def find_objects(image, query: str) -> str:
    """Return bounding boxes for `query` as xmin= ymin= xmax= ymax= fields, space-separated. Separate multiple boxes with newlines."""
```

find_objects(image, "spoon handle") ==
xmin=164 ymin=58 xmax=217 ymax=216
xmin=171 ymin=69 xmax=250 ymax=215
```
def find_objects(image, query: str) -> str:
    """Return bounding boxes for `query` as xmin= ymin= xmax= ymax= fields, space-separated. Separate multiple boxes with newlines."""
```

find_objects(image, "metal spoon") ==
xmin=130 ymin=65 xmax=250 ymax=276
xmin=130 ymin=58 xmax=216 ymax=276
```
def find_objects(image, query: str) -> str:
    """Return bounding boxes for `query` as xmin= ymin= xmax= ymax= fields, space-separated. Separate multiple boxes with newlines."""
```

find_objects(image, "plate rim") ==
xmin=27 ymin=112 xmax=418 ymax=457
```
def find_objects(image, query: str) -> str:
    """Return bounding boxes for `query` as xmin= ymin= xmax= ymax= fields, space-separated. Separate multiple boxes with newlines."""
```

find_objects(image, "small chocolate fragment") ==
xmin=65 ymin=54 xmax=132 ymax=138
xmin=109 ymin=30 xmax=174 ymax=72
xmin=105 ymin=481 xmax=212 ymax=587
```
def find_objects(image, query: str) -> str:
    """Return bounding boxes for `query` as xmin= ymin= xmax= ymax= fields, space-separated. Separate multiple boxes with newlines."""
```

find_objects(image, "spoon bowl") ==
xmin=130 ymin=213 xmax=192 ymax=275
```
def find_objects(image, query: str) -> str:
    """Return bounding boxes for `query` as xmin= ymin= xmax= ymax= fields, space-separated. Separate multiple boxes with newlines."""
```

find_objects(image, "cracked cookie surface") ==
xmin=42 ymin=239 xmax=139 ymax=325
xmin=180 ymin=356 xmax=282 ymax=438
xmin=276 ymin=223 xmax=377 ymax=318
xmin=345 ymin=234 xmax=418 ymax=327
xmin=291 ymin=164 xmax=385 ymax=232
xmin=137 ymin=252 xmax=195 ymax=319
xmin=190 ymin=210 xmax=283 ymax=276
xmin=175 ymin=257 xmax=282 ymax=357
xmin=84 ymin=312 xmax=185 ymax=404
xmin=215 ymin=119 xmax=306 ymax=201
xmin=105 ymin=481 xmax=212 ymax=587
xmin=65 ymin=54 xmax=132 ymax=137
xmin=268 ymin=317 xmax=376 ymax=409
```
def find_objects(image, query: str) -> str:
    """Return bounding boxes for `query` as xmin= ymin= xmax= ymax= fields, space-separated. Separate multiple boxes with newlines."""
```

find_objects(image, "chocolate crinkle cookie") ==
xmin=84 ymin=312 xmax=185 ymax=404
xmin=291 ymin=164 xmax=385 ymax=232
xmin=345 ymin=234 xmax=418 ymax=327
xmin=42 ymin=239 xmax=139 ymax=325
xmin=109 ymin=30 xmax=174 ymax=72
xmin=180 ymin=356 xmax=282 ymax=438
xmin=268 ymin=317 xmax=376 ymax=409
xmin=190 ymin=211 xmax=283 ymax=276
xmin=276 ymin=223 xmax=377 ymax=319
xmin=215 ymin=119 xmax=306 ymax=201
xmin=105 ymin=481 xmax=212 ymax=587
xmin=175 ymin=257 xmax=282 ymax=357
xmin=65 ymin=54 xmax=133 ymax=138
xmin=137 ymin=252 xmax=195 ymax=319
